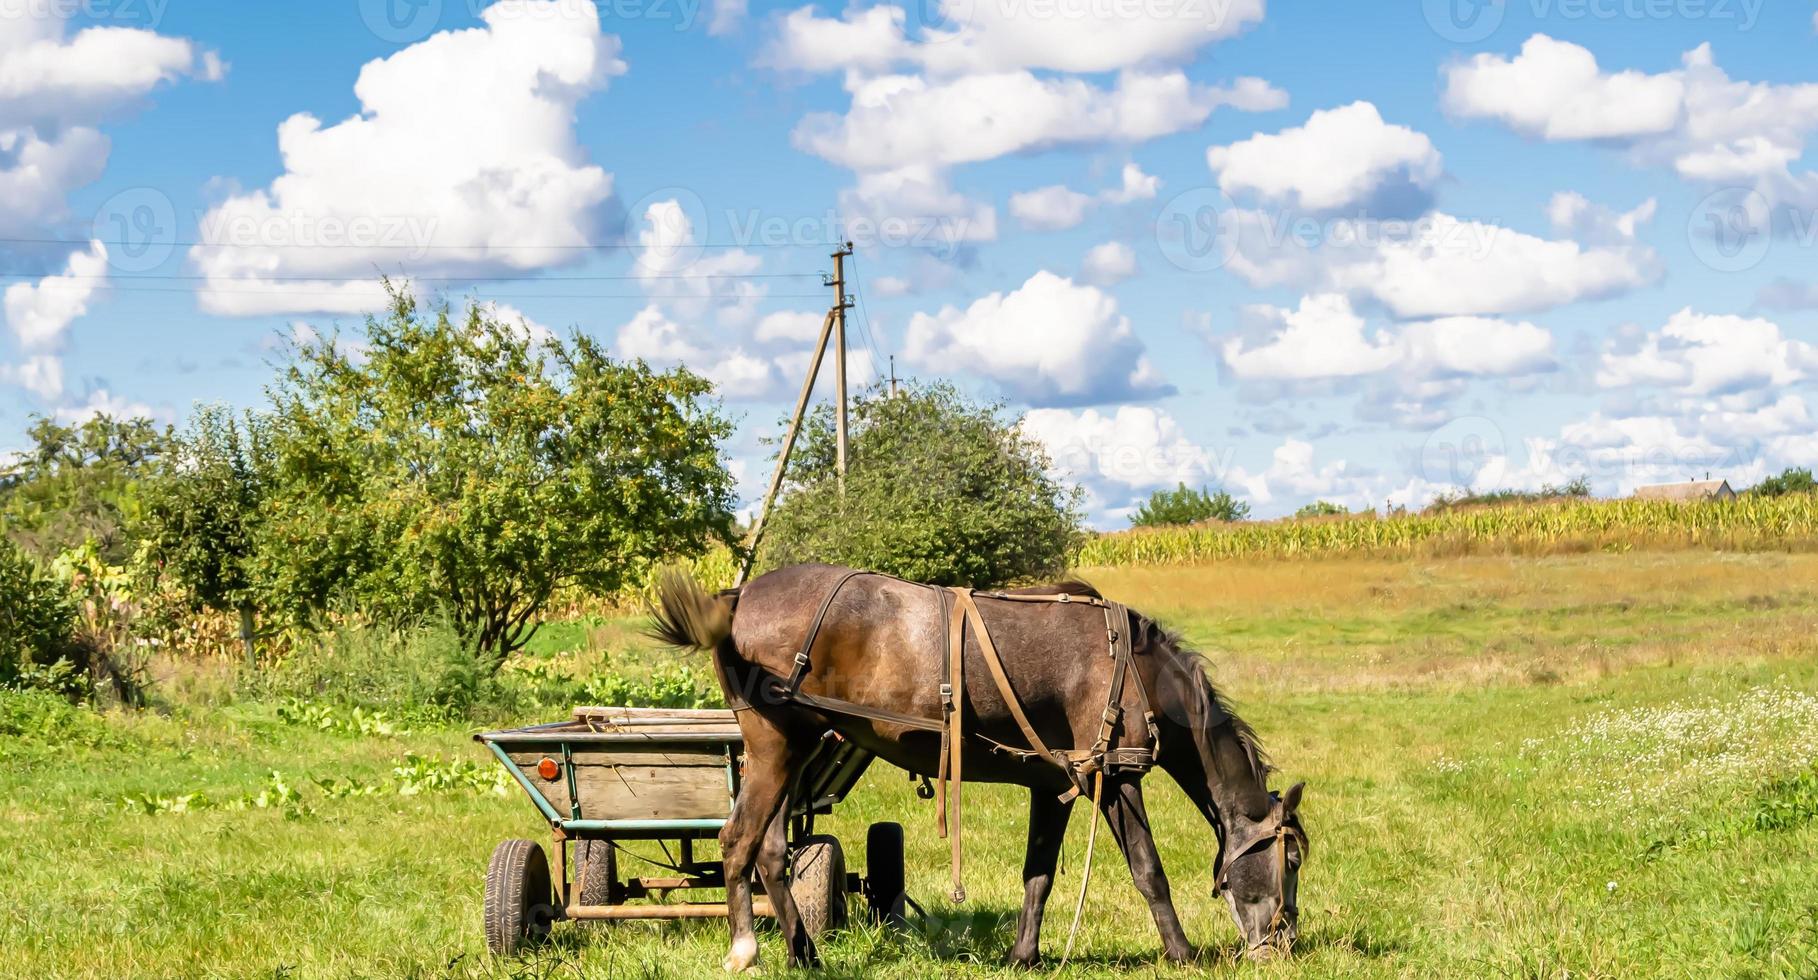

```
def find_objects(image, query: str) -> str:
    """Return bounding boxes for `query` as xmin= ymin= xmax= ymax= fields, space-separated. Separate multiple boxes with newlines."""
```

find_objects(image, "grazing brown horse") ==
xmin=652 ymin=563 xmax=1307 ymax=971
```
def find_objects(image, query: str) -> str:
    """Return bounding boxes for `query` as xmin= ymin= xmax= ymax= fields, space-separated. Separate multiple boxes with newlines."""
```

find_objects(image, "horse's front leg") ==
xmin=1008 ymin=787 xmax=1073 ymax=968
xmin=1103 ymin=774 xmax=1194 ymax=962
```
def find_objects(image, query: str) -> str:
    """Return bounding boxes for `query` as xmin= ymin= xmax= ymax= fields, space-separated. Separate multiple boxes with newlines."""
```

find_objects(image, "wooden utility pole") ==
xmin=733 ymin=241 xmax=857 ymax=587
xmin=831 ymin=242 xmax=853 ymax=491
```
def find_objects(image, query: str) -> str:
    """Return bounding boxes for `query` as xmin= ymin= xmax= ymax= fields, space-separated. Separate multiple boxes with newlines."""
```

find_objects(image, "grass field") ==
xmin=6 ymin=551 xmax=1818 ymax=977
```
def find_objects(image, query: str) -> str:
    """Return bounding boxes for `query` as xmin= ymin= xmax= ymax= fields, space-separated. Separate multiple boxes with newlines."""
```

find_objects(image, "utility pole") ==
xmin=733 ymin=241 xmax=857 ymax=587
xmin=889 ymin=355 xmax=898 ymax=398
xmin=831 ymin=242 xmax=853 ymax=492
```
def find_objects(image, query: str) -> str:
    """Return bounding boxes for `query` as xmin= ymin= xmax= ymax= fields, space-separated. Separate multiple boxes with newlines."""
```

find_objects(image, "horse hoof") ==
xmin=723 ymin=936 xmax=760 ymax=972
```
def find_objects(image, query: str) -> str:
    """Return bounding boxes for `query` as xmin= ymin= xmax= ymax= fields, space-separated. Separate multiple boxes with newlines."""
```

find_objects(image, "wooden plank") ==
xmin=573 ymin=706 xmax=739 ymax=725
xmin=507 ymin=747 xmax=730 ymax=769
xmin=512 ymin=758 xmax=733 ymax=822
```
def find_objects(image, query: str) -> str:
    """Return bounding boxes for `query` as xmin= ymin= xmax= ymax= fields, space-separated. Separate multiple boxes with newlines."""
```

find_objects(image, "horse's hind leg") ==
xmin=719 ymin=714 xmax=814 ymax=972
xmin=1103 ymin=774 xmax=1194 ymax=963
xmin=1008 ymin=787 xmax=1073 ymax=968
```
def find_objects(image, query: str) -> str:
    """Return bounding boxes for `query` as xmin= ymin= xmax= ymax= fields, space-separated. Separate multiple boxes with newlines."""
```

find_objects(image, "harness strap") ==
xmin=952 ymin=589 xmax=1069 ymax=777
xmin=942 ymin=585 xmax=967 ymax=903
xmin=784 ymin=568 xmax=867 ymax=696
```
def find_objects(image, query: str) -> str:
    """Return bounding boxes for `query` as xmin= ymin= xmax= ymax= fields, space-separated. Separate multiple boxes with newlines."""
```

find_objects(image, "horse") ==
xmin=650 ymin=563 xmax=1307 ymax=971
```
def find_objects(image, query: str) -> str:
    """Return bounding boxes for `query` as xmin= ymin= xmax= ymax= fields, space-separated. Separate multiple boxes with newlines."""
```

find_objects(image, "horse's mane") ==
xmin=1017 ymin=576 xmax=1269 ymax=783
xmin=1140 ymin=616 xmax=1271 ymax=786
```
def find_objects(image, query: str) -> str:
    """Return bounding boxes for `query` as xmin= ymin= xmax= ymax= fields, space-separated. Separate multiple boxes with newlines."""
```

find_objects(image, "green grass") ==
xmin=7 ymin=552 xmax=1818 ymax=977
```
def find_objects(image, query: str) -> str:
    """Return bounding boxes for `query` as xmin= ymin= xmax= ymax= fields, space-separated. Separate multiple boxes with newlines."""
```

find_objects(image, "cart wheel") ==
xmin=864 ymin=822 xmax=907 ymax=925
xmin=575 ymin=839 xmax=617 ymax=907
xmin=485 ymin=839 xmax=555 ymax=956
xmin=789 ymin=834 xmax=848 ymax=938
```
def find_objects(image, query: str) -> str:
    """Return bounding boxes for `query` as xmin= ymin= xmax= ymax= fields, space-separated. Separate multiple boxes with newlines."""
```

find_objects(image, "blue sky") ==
xmin=3 ymin=0 xmax=1815 ymax=524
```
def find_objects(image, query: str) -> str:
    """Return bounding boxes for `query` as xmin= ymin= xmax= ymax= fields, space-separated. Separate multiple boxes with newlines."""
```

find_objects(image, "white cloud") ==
xmin=52 ymin=388 xmax=164 ymax=426
xmin=2 ymin=241 xmax=109 ymax=402
xmin=5 ymin=241 xmax=107 ymax=353
xmin=1444 ymin=35 xmax=1818 ymax=230
xmin=190 ymin=0 xmax=624 ymax=315
xmin=0 ymin=13 xmax=217 ymax=235
xmin=770 ymin=4 xmax=1281 ymax=251
xmin=632 ymin=199 xmax=765 ymax=324
xmin=1547 ymin=192 xmax=1657 ymax=244
xmin=615 ymin=305 xmax=777 ymax=400
xmin=766 ymin=0 xmax=1265 ymax=77
xmin=1208 ymin=102 xmax=1444 ymax=215
xmin=1221 ymin=294 xmax=1401 ymax=381
xmin=755 ymin=310 xmax=826 ymax=344
xmin=1022 ymin=404 xmax=1212 ymax=521
xmin=1442 ymin=35 xmax=1684 ymax=141
xmin=1597 ymin=309 xmax=1818 ymax=396
xmin=1100 ymin=162 xmax=1160 ymax=204
xmin=796 ymin=70 xmax=1273 ymax=174
xmin=1009 ymin=185 xmax=1093 ymax=231
xmin=1080 ymin=241 xmax=1137 ymax=286
xmin=1226 ymin=209 xmax=1658 ymax=319
xmin=905 ymin=271 xmax=1169 ymax=406
xmin=708 ymin=0 xmax=748 ymax=36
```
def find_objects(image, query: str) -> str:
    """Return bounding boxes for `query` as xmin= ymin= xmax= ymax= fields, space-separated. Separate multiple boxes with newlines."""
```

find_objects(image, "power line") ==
xmin=0 ymin=235 xmax=838 ymax=250
xmin=0 ymin=271 xmax=823 ymax=283
xmin=845 ymin=252 xmax=887 ymax=383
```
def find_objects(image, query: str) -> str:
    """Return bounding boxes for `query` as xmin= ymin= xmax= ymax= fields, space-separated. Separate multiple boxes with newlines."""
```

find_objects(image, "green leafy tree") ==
xmin=0 ymin=535 xmax=77 ymax=688
xmin=141 ymin=406 xmax=268 ymax=665
xmin=257 ymin=289 xmax=737 ymax=669
xmin=1751 ymin=467 xmax=1816 ymax=497
xmin=0 ymin=414 xmax=172 ymax=562
xmin=1294 ymin=500 xmax=1349 ymax=519
xmin=1130 ymin=483 xmax=1251 ymax=527
xmin=757 ymin=381 xmax=1083 ymax=587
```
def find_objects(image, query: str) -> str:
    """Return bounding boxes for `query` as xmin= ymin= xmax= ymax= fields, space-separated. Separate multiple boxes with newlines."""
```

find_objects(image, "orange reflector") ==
xmin=536 ymin=758 xmax=560 ymax=781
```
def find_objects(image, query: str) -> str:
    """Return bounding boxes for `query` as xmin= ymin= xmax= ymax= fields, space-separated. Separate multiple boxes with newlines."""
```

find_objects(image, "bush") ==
xmin=756 ymin=382 xmax=1083 ymax=587
xmin=1131 ymin=484 xmax=1251 ymax=527
xmin=1751 ymin=467 xmax=1816 ymax=498
xmin=1295 ymin=500 xmax=1349 ymax=519
xmin=0 ymin=536 xmax=78 ymax=689
xmin=249 ymin=620 xmax=488 ymax=723
xmin=1426 ymin=477 xmax=1591 ymax=513
xmin=254 ymin=288 xmax=736 ymax=670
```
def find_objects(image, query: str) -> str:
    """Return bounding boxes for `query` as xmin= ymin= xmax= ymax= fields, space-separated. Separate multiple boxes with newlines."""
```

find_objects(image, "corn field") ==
xmin=1076 ymin=495 xmax=1818 ymax=567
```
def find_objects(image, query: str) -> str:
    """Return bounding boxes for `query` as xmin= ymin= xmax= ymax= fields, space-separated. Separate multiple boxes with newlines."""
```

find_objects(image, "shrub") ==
xmin=1751 ymin=467 xmax=1816 ymax=498
xmin=1131 ymin=484 xmax=1251 ymax=527
xmin=0 ymin=536 xmax=78 ymax=689
xmin=1295 ymin=500 xmax=1349 ymax=519
xmin=255 ymin=288 xmax=737 ymax=669
xmin=1426 ymin=477 xmax=1591 ymax=513
xmin=756 ymin=382 xmax=1083 ymax=587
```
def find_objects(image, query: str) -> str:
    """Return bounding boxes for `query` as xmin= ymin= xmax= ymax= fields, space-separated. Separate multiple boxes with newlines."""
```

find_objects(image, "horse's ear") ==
xmin=1279 ymin=781 xmax=1305 ymax=816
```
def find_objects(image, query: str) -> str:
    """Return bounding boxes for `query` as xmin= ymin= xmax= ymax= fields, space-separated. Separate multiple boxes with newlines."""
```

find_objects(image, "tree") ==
xmin=757 ymin=381 xmax=1083 ymax=587
xmin=1294 ymin=500 xmax=1348 ymax=519
xmin=0 ymin=535 xmax=76 ymax=689
xmin=1130 ymin=484 xmax=1250 ymax=527
xmin=0 ymin=414 xmax=172 ymax=562
xmin=141 ymin=406 xmax=268 ymax=667
xmin=256 ymin=289 xmax=737 ymax=669
xmin=1751 ymin=467 xmax=1816 ymax=497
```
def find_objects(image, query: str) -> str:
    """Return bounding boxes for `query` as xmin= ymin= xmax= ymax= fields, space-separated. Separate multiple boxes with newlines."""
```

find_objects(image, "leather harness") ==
xmin=755 ymin=571 xmax=1160 ymax=903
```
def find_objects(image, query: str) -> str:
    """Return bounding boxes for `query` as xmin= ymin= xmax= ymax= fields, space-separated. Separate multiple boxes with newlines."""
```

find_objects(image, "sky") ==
xmin=2 ymin=0 xmax=1816 ymax=525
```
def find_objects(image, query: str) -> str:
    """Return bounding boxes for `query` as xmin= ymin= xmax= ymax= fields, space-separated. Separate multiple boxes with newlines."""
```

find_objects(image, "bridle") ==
xmin=1212 ymin=812 xmax=1307 ymax=951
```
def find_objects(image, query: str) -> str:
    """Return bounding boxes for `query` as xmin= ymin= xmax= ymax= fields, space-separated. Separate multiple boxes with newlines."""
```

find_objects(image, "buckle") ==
xmin=939 ymin=683 xmax=953 ymax=705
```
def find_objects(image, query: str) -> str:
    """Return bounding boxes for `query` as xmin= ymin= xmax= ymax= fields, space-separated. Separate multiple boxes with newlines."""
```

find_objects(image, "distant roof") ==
xmin=1633 ymin=480 xmax=1734 ymax=501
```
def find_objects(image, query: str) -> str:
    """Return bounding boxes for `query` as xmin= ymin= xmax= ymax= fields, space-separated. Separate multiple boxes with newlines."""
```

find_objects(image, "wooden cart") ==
xmin=475 ymin=706 xmax=904 ymax=955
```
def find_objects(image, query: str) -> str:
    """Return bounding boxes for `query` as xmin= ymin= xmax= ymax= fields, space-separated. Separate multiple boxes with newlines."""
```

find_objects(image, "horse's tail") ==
xmin=648 ymin=569 xmax=737 ymax=652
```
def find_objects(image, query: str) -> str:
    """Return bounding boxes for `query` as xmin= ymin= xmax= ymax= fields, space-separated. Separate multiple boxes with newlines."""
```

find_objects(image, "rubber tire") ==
xmin=864 ymin=822 xmax=907 ymax=925
xmin=789 ymin=835 xmax=848 ymax=938
xmin=484 ymin=839 xmax=555 ymax=956
xmin=575 ymin=839 xmax=616 ymax=907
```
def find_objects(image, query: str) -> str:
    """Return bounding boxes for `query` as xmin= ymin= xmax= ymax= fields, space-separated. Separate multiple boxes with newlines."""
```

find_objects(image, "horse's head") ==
xmin=1215 ymin=781 xmax=1307 ymax=959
